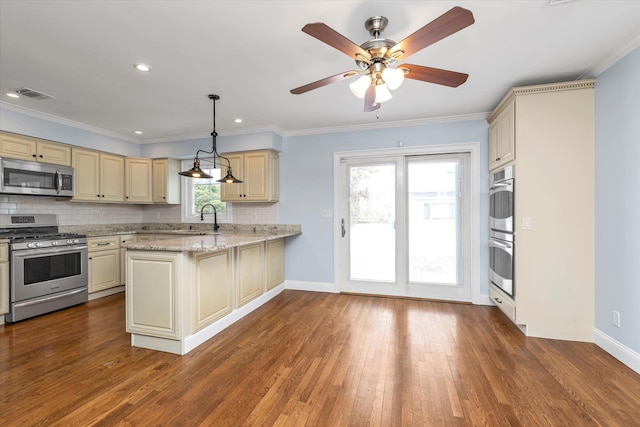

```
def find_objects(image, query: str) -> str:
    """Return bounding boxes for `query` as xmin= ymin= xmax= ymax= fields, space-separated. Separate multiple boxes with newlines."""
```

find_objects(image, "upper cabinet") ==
xmin=0 ymin=131 xmax=71 ymax=166
xmin=487 ymin=99 xmax=515 ymax=170
xmin=152 ymin=158 xmax=181 ymax=204
xmin=72 ymin=148 xmax=125 ymax=202
xmin=221 ymin=150 xmax=279 ymax=202
xmin=125 ymin=157 xmax=152 ymax=203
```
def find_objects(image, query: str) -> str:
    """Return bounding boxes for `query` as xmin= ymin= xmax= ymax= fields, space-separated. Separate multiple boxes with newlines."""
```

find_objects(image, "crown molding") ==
xmin=281 ymin=112 xmax=490 ymax=137
xmin=579 ymin=32 xmax=640 ymax=79
xmin=0 ymin=101 xmax=141 ymax=143
xmin=140 ymin=124 xmax=284 ymax=144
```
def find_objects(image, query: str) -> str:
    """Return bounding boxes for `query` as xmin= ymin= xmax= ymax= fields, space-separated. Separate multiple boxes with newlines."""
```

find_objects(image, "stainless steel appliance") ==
xmin=1 ymin=214 xmax=88 ymax=323
xmin=489 ymin=165 xmax=514 ymax=233
xmin=489 ymin=165 xmax=515 ymax=297
xmin=0 ymin=158 xmax=74 ymax=197
xmin=489 ymin=230 xmax=514 ymax=296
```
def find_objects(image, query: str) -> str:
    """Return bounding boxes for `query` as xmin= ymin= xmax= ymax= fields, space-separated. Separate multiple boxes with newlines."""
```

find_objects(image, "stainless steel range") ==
xmin=1 ymin=214 xmax=88 ymax=323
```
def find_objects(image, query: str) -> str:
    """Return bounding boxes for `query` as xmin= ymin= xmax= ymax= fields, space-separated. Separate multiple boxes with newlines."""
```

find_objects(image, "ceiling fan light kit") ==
xmin=291 ymin=6 xmax=475 ymax=112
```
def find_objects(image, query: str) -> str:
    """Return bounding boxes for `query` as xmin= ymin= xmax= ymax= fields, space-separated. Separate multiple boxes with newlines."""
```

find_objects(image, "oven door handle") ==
xmin=489 ymin=183 xmax=511 ymax=190
xmin=13 ymin=288 xmax=86 ymax=309
xmin=490 ymin=239 xmax=512 ymax=250
xmin=55 ymin=170 xmax=62 ymax=194
xmin=11 ymin=244 xmax=88 ymax=258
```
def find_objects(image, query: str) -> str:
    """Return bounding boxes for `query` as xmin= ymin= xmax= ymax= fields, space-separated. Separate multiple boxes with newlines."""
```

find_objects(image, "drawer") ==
xmin=88 ymin=236 xmax=120 ymax=251
xmin=489 ymin=284 xmax=516 ymax=322
xmin=0 ymin=244 xmax=7 ymax=262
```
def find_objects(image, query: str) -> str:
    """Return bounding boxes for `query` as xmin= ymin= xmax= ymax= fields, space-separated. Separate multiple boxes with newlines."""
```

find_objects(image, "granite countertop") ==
xmin=123 ymin=230 xmax=301 ymax=253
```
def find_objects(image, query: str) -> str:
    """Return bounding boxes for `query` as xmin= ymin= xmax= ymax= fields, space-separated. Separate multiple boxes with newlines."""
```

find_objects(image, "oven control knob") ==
xmin=52 ymin=241 xmax=60 ymax=246
xmin=27 ymin=243 xmax=37 ymax=248
xmin=66 ymin=239 xmax=74 ymax=245
xmin=73 ymin=239 xmax=80 ymax=244
xmin=35 ymin=242 xmax=43 ymax=247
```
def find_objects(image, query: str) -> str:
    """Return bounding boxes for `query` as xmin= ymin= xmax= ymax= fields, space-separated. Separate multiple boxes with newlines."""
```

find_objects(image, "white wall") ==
xmin=594 ymin=46 xmax=640 ymax=354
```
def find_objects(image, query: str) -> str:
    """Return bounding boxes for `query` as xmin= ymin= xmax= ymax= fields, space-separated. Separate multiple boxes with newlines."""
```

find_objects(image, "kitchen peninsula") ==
xmin=123 ymin=226 xmax=301 ymax=355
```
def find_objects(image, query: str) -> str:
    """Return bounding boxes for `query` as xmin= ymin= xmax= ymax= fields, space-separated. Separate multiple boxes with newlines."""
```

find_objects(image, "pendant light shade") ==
xmin=178 ymin=94 xmax=242 ymax=183
xmin=178 ymin=158 xmax=213 ymax=179
xmin=374 ymin=83 xmax=392 ymax=103
xmin=381 ymin=66 xmax=405 ymax=90
xmin=349 ymin=75 xmax=371 ymax=99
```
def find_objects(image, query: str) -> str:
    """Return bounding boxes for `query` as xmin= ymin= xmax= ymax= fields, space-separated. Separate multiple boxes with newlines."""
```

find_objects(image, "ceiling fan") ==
xmin=290 ymin=6 xmax=475 ymax=112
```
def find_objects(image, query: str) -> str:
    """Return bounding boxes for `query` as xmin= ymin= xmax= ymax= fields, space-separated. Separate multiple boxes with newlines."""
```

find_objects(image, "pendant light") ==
xmin=178 ymin=94 xmax=242 ymax=183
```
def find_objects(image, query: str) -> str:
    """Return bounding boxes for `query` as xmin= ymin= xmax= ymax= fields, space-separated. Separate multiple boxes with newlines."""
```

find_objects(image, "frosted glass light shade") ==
xmin=349 ymin=75 xmax=370 ymax=99
xmin=382 ymin=67 xmax=405 ymax=90
xmin=374 ymin=83 xmax=392 ymax=103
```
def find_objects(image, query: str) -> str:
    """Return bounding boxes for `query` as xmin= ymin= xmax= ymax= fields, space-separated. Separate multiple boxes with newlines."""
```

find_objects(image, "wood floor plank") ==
xmin=2 ymin=290 xmax=640 ymax=426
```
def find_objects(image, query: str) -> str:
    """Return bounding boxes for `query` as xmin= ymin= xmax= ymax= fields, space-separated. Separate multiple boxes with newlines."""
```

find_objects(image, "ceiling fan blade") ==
xmin=363 ymin=85 xmax=380 ymax=112
xmin=401 ymin=64 xmax=469 ymax=87
xmin=390 ymin=7 xmax=474 ymax=59
xmin=302 ymin=23 xmax=371 ymax=60
xmin=290 ymin=71 xmax=355 ymax=95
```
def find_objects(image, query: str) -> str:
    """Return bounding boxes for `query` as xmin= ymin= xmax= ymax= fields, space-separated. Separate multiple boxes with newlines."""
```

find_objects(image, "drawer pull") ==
xmin=494 ymin=297 xmax=502 ymax=304
xmin=96 ymin=242 xmax=111 ymax=246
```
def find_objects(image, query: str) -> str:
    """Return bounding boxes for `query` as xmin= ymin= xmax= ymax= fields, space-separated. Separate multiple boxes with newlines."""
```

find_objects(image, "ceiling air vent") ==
xmin=14 ymin=87 xmax=55 ymax=100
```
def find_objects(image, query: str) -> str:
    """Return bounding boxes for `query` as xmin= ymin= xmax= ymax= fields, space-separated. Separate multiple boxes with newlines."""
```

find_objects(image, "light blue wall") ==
xmin=0 ymin=106 xmax=141 ymax=156
xmin=279 ymin=120 xmax=489 ymax=290
xmin=594 ymin=47 xmax=640 ymax=352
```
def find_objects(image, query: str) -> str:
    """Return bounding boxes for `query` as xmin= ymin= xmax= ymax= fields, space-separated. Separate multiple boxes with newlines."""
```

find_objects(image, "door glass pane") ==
xmin=349 ymin=163 xmax=395 ymax=282
xmin=407 ymin=160 xmax=459 ymax=284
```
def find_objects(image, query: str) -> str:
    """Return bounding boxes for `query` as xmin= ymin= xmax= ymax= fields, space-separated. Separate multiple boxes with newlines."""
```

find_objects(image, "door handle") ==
xmin=341 ymin=218 xmax=346 ymax=238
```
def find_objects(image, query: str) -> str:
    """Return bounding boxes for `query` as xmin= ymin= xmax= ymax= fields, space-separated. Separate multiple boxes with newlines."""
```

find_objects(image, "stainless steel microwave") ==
xmin=0 ymin=158 xmax=74 ymax=197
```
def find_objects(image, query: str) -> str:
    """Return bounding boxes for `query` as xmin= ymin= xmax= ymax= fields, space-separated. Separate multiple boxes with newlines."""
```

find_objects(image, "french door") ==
xmin=336 ymin=151 xmax=472 ymax=301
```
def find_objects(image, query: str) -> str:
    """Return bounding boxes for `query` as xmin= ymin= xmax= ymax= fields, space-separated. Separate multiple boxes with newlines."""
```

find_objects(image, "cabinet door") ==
xmin=152 ymin=158 xmax=181 ymax=204
xmin=101 ymin=153 xmax=125 ymax=202
xmin=125 ymin=158 xmax=152 ymax=203
xmin=265 ymin=238 xmax=285 ymax=290
xmin=488 ymin=122 xmax=500 ymax=170
xmin=0 ymin=132 xmax=37 ymax=161
xmin=244 ymin=151 xmax=269 ymax=200
xmin=220 ymin=153 xmax=244 ymax=201
xmin=72 ymin=149 xmax=101 ymax=201
xmin=497 ymin=102 xmax=515 ymax=165
xmin=194 ymin=250 xmax=233 ymax=331
xmin=88 ymin=248 xmax=121 ymax=293
xmin=236 ymin=242 xmax=264 ymax=307
xmin=36 ymin=140 xmax=72 ymax=166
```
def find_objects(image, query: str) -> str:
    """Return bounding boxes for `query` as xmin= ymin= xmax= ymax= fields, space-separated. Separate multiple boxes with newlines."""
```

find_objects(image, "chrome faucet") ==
xmin=200 ymin=203 xmax=219 ymax=231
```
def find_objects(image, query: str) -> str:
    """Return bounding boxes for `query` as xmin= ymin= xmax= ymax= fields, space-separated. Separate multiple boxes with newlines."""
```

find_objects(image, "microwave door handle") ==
xmin=491 ymin=239 xmax=512 ymax=250
xmin=489 ymin=183 xmax=510 ymax=190
xmin=55 ymin=170 xmax=62 ymax=194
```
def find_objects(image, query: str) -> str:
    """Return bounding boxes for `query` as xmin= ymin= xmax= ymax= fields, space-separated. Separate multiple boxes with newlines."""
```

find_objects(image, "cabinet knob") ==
xmin=32 ymin=154 xmax=37 ymax=157
xmin=496 ymin=157 xmax=501 ymax=161
xmin=39 ymin=154 xmax=43 ymax=158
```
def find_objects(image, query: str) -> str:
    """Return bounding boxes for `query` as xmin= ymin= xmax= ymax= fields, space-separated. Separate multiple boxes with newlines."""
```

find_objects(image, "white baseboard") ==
xmin=593 ymin=328 xmax=640 ymax=375
xmin=285 ymin=280 xmax=338 ymax=293
xmin=474 ymin=293 xmax=493 ymax=306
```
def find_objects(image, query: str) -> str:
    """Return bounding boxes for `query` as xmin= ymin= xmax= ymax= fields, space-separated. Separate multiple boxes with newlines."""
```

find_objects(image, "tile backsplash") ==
xmin=0 ymin=196 xmax=278 ymax=225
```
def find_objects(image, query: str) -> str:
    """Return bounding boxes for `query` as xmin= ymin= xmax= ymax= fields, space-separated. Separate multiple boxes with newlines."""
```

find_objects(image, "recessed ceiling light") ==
xmin=5 ymin=92 xmax=20 ymax=98
xmin=234 ymin=118 xmax=243 ymax=123
xmin=134 ymin=63 xmax=151 ymax=72
xmin=134 ymin=130 xmax=143 ymax=135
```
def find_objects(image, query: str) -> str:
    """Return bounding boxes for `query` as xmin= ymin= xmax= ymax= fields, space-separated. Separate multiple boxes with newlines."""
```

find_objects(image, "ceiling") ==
xmin=1 ymin=1 xmax=639 ymax=143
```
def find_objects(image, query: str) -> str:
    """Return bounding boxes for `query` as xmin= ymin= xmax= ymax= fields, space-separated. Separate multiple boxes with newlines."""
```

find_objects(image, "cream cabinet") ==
xmin=488 ymin=80 xmax=595 ymax=342
xmin=0 ymin=244 xmax=9 ymax=315
xmin=125 ymin=157 xmax=152 ymax=203
xmin=72 ymin=148 xmax=125 ymax=202
xmin=126 ymin=251 xmax=182 ymax=340
xmin=221 ymin=150 xmax=279 ymax=202
xmin=88 ymin=236 xmax=121 ymax=293
xmin=193 ymin=250 xmax=233 ymax=331
xmin=236 ymin=242 xmax=264 ymax=307
xmin=0 ymin=131 xmax=72 ymax=166
xmin=119 ymin=234 xmax=136 ymax=286
xmin=265 ymin=238 xmax=285 ymax=291
xmin=487 ymin=99 xmax=515 ymax=170
xmin=152 ymin=158 xmax=181 ymax=204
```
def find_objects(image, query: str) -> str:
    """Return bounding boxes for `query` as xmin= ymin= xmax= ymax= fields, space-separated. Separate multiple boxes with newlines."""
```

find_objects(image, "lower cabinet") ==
xmin=88 ymin=236 xmax=121 ymax=293
xmin=236 ymin=242 xmax=265 ymax=307
xmin=265 ymin=238 xmax=285 ymax=291
xmin=119 ymin=234 xmax=136 ymax=285
xmin=0 ymin=244 xmax=9 ymax=315
xmin=194 ymin=250 xmax=233 ymax=331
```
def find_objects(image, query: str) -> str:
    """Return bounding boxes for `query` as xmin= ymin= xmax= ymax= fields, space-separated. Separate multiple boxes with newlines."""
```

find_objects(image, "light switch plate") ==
xmin=523 ymin=217 xmax=532 ymax=230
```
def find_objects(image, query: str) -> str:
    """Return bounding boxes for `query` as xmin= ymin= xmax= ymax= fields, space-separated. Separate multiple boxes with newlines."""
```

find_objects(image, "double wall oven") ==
xmin=1 ymin=214 xmax=88 ymax=323
xmin=489 ymin=165 xmax=515 ymax=297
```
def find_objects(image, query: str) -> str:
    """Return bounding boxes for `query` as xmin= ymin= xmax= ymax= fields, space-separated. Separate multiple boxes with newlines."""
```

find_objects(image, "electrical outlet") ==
xmin=613 ymin=310 xmax=621 ymax=328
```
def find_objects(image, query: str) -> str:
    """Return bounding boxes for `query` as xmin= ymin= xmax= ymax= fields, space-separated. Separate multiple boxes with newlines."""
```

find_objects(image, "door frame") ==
xmin=333 ymin=142 xmax=481 ymax=303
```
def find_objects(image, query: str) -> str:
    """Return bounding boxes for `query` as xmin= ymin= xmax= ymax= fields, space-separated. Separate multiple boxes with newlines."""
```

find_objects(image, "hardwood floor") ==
xmin=1 ymin=291 xmax=639 ymax=426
